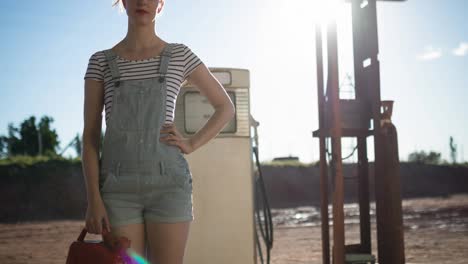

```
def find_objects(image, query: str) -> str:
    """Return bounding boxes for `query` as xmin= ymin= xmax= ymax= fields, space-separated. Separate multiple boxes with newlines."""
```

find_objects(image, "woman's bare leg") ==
xmin=145 ymin=221 xmax=191 ymax=264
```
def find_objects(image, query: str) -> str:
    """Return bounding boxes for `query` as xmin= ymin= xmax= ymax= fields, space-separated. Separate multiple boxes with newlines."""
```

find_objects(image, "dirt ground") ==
xmin=266 ymin=194 xmax=468 ymax=264
xmin=268 ymin=222 xmax=468 ymax=264
xmin=1 ymin=195 xmax=467 ymax=264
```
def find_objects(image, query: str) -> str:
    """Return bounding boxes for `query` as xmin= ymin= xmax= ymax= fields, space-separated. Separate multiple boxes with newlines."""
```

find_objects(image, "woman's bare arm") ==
xmin=184 ymin=63 xmax=236 ymax=152
xmin=82 ymin=79 xmax=105 ymax=203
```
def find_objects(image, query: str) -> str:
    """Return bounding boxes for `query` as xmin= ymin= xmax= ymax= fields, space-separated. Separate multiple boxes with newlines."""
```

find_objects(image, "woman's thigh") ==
xmin=145 ymin=221 xmax=191 ymax=264
xmin=110 ymin=223 xmax=146 ymax=259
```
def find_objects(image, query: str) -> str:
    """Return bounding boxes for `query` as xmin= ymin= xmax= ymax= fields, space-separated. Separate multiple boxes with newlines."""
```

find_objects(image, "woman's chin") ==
xmin=130 ymin=17 xmax=154 ymax=25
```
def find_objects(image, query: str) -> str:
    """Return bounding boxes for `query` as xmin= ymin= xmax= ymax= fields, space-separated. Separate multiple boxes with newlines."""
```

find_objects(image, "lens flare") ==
xmin=119 ymin=248 xmax=151 ymax=264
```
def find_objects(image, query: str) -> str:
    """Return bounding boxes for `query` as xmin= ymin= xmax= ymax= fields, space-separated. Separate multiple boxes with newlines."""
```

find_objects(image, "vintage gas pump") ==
xmin=173 ymin=68 xmax=259 ymax=264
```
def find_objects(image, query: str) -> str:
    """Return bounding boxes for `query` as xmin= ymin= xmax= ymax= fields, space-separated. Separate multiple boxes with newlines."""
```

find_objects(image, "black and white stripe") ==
xmin=84 ymin=43 xmax=203 ymax=125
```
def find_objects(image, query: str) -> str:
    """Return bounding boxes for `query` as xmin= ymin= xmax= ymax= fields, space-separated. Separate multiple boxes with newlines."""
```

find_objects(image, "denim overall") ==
xmin=98 ymin=43 xmax=193 ymax=226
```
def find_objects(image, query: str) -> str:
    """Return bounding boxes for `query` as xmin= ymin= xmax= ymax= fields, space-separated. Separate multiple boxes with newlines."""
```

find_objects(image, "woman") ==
xmin=81 ymin=0 xmax=235 ymax=262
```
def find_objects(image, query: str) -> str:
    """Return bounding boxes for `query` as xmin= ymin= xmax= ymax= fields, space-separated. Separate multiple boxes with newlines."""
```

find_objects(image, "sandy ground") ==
xmin=1 ymin=195 xmax=467 ymax=264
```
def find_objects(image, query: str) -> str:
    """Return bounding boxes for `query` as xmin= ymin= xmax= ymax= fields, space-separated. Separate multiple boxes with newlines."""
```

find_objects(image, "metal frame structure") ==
xmin=313 ymin=0 xmax=406 ymax=263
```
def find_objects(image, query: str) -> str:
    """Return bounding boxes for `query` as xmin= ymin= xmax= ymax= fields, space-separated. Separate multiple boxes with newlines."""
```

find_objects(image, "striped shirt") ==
xmin=84 ymin=43 xmax=203 ymax=125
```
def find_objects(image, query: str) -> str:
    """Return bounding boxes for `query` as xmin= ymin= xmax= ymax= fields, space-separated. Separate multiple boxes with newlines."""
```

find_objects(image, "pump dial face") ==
xmin=184 ymin=91 xmax=236 ymax=133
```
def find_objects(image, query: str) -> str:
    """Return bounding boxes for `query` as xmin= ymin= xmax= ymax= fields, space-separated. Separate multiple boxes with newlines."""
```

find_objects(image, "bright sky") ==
xmin=1 ymin=0 xmax=466 ymax=163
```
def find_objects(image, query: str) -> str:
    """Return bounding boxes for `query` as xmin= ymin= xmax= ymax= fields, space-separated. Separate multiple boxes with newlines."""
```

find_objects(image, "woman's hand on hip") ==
xmin=160 ymin=123 xmax=195 ymax=154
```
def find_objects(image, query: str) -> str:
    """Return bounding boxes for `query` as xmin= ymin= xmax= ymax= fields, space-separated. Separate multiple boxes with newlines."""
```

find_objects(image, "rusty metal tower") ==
xmin=313 ymin=0 xmax=407 ymax=263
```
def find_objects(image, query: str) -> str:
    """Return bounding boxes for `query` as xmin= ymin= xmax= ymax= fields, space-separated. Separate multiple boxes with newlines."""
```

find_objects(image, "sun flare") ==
xmin=309 ymin=0 xmax=347 ymax=25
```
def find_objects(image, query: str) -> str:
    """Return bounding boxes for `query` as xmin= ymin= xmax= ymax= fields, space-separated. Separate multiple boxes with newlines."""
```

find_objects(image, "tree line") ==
xmin=0 ymin=115 xmax=103 ymax=160
xmin=0 ymin=115 xmax=464 ymax=166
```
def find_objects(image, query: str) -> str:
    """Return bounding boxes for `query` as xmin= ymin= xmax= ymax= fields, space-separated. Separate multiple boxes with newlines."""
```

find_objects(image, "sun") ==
xmin=309 ymin=0 xmax=347 ymax=25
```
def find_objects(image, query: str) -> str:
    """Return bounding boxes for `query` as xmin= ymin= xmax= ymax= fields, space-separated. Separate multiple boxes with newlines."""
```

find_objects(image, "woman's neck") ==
xmin=121 ymin=22 xmax=162 ymax=51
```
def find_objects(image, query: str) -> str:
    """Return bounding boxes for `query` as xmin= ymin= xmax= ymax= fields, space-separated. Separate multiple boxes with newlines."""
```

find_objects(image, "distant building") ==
xmin=273 ymin=155 xmax=299 ymax=162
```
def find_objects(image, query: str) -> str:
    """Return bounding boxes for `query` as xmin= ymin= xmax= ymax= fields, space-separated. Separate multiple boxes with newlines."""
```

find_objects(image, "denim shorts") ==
xmin=99 ymin=159 xmax=194 ymax=227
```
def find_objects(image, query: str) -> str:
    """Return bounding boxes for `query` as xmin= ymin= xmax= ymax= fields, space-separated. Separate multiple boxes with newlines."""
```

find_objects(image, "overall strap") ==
xmin=103 ymin=49 xmax=121 ymax=87
xmin=158 ymin=43 xmax=173 ymax=83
